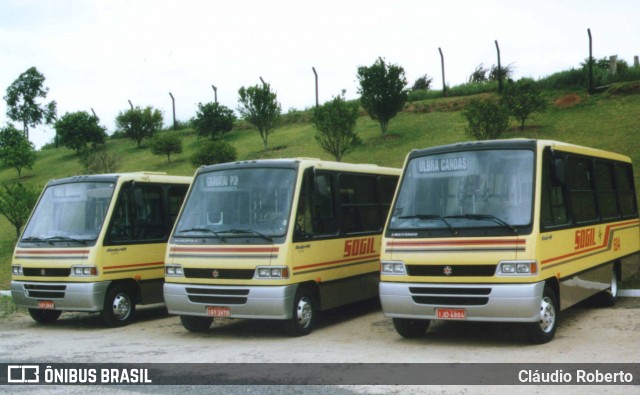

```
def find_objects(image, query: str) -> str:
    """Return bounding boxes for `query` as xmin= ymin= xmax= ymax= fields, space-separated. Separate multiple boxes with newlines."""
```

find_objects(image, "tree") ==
xmin=357 ymin=57 xmax=408 ymax=135
xmin=79 ymin=146 xmax=120 ymax=174
xmin=115 ymin=106 xmax=163 ymax=148
xmin=0 ymin=124 xmax=36 ymax=177
xmin=501 ymin=78 xmax=547 ymax=131
xmin=311 ymin=93 xmax=361 ymax=161
xmin=4 ymin=67 xmax=57 ymax=140
xmin=0 ymin=182 xmax=39 ymax=238
xmin=190 ymin=140 xmax=237 ymax=167
xmin=192 ymin=102 xmax=235 ymax=139
xmin=150 ymin=132 xmax=183 ymax=163
xmin=411 ymin=74 xmax=433 ymax=91
xmin=462 ymin=98 xmax=510 ymax=140
xmin=469 ymin=64 xmax=489 ymax=83
xmin=54 ymin=111 xmax=107 ymax=155
xmin=237 ymin=83 xmax=281 ymax=150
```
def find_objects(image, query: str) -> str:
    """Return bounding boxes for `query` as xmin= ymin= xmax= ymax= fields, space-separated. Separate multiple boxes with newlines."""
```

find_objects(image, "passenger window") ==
xmin=568 ymin=156 xmax=597 ymax=224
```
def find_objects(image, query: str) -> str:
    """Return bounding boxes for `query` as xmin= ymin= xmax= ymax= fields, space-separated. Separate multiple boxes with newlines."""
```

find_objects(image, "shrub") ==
xmin=462 ymin=98 xmax=510 ymax=140
xmin=190 ymin=140 xmax=237 ymax=167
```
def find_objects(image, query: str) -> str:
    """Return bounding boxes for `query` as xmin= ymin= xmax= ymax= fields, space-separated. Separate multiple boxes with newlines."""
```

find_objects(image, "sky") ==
xmin=1 ymin=0 xmax=639 ymax=149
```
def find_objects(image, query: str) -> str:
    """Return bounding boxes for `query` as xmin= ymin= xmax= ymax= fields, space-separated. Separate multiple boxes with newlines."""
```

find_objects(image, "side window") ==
xmin=568 ymin=156 xmax=597 ymax=224
xmin=294 ymin=171 xmax=337 ymax=240
xmin=168 ymin=185 xmax=189 ymax=228
xmin=594 ymin=161 xmax=619 ymax=220
xmin=616 ymin=164 xmax=638 ymax=218
xmin=107 ymin=183 xmax=168 ymax=244
xmin=540 ymin=150 xmax=569 ymax=229
xmin=339 ymin=174 xmax=379 ymax=234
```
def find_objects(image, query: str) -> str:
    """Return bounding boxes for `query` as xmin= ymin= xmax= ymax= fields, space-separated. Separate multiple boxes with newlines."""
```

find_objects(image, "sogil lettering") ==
xmin=344 ymin=237 xmax=376 ymax=257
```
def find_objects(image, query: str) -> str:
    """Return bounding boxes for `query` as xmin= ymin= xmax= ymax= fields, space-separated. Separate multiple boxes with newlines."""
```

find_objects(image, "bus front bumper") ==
xmin=379 ymin=281 xmax=545 ymax=323
xmin=10 ymin=280 xmax=110 ymax=311
xmin=163 ymin=282 xmax=297 ymax=320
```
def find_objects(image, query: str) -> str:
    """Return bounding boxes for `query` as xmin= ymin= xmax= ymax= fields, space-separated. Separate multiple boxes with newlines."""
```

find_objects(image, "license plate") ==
xmin=207 ymin=306 xmax=230 ymax=317
xmin=38 ymin=300 xmax=55 ymax=310
xmin=436 ymin=308 xmax=466 ymax=320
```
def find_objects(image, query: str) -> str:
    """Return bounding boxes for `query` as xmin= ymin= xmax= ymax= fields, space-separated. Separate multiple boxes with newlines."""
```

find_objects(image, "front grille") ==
xmin=24 ymin=284 xmax=67 ymax=299
xmin=183 ymin=268 xmax=255 ymax=280
xmin=406 ymin=265 xmax=496 ymax=277
xmin=409 ymin=286 xmax=491 ymax=306
xmin=23 ymin=268 xmax=71 ymax=277
xmin=185 ymin=287 xmax=249 ymax=305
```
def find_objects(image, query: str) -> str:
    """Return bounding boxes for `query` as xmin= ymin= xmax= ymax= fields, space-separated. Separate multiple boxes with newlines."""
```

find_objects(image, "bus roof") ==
xmin=46 ymin=172 xmax=191 ymax=187
xmin=196 ymin=158 xmax=401 ymax=176
xmin=407 ymin=139 xmax=632 ymax=163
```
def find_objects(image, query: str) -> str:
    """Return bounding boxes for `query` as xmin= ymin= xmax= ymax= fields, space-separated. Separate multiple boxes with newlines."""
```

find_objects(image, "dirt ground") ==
xmin=1 ymin=296 xmax=639 ymax=394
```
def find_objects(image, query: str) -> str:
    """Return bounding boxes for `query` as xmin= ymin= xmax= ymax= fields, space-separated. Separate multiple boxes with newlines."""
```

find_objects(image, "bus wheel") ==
xmin=28 ymin=308 xmax=62 ymax=324
xmin=526 ymin=286 xmax=558 ymax=344
xmin=392 ymin=318 xmax=429 ymax=338
xmin=283 ymin=287 xmax=316 ymax=337
xmin=101 ymin=284 xmax=136 ymax=327
xmin=180 ymin=315 xmax=213 ymax=332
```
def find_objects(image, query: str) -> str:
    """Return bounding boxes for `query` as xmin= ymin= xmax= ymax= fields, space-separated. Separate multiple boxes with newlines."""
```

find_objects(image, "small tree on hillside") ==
xmin=150 ymin=132 xmax=183 ymax=163
xmin=55 ymin=111 xmax=107 ymax=155
xmin=4 ymin=67 xmax=57 ymax=140
xmin=115 ymin=106 xmax=163 ymax=148
xmin=190 ymin=140 xmax=237 ymax=167
xmin=192 ymin=102 xmax=236 ymax=140
xmin=311 ymin=92 xmax=361 ymax=162
xmin=411 ymin=74 xmax=433 ymax=91
xmin=0 ymin=182 xmax=38 ymax=238
xmin=0 ymin=124 xmax=36 ymax=178
xmin=462 ymin=98 xmax=510 ymax=140
xmin=500 ymin=78 xmax=547 ymax=131
xmin=237 ymin=82 xmax=281 ymax=150
xmin=79 ymin=146 xmax=120 ymax=174
xmin=357 ymin=57 xmax=408 ymax=135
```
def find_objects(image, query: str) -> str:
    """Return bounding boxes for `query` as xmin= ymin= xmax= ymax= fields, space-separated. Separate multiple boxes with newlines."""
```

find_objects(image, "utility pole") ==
xmin=495 ymin=40 xmax=503 ymax=93
xmin=438 ymin=47 xmax=446 ymax=97
xmin=587 ymin=28 xmax=594 ymax=94
xmin=211 ymin=85 xmax=218 ymax=104
xmin=312 ymin=67 xmax=319 ymax=107
xmin=169 ymin=92 xmax=176 ymax=130
xmin=128 ymin=100 xmax=134 ymax=110
xmin=259 ymin=77 xmax=266 ymax=86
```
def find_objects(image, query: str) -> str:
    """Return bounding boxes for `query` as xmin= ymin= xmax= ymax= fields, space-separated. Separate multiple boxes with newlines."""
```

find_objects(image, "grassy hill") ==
xmin=1 ymin=84 xmax=640 ymax=288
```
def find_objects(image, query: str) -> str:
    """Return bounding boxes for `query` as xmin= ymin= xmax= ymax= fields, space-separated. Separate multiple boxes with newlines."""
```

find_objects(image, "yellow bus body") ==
xmin=11 ymin=172 xmax=191 ymax=326
xmin=380 ymin=139 xmax=640 ymax=343
xmin=164 ymin=158 xmax=400 ymax=335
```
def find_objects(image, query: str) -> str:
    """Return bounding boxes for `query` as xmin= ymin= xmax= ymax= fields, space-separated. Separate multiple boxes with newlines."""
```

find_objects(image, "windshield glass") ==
xmin=175 ymin=168 xmax=296 ymax=240
xmin=389 ymin=149 xmax=534 ymax=231
xmin=22 ymin=182 xmax=116 ymax=242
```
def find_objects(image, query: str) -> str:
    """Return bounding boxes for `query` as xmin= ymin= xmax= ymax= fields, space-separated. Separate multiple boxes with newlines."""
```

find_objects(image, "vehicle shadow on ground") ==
xmin=176 ymin=298 xmax=383 ymax=339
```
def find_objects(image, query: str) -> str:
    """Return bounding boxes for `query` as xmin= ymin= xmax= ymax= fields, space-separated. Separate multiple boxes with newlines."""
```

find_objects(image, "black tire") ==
xmin=28 ymin=308 xmax=62 ymax=324
xmin=180 ymin=315 xmax=213 ymax=332
xmin=392 ymin=318 xmax=430 ymax=338
xmin=101 ymin=284 xmax=136 ymax=327
xmin=526 ymin=285 xmax=558 ymax=344
xmin=283 ymin=287 xmax=317 ymax=337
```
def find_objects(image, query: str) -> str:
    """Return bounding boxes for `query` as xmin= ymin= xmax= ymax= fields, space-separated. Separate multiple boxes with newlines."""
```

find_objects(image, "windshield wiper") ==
xmin=45 ymin=236 xmax=89 ymax=245
xmin=444 ymin=214 xmax=517 ymax=233
xmin=21 ymin=236 xmax=47 ymax=243
xmin=398 ymin=214 xmax=457 ymax=234
xmin=225 ymin=229 xmax=273 ymax=242
xmin=177 ymin=227 xmax=227 ymax=242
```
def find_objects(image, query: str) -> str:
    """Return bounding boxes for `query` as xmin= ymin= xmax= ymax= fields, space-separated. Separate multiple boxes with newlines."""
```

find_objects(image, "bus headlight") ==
xmin=381 ymin=261 xmax=406 ymax=275
xmin=255 ymin=266 xmax=289 ymax=279
xmin=165 ymin=264 xmax=184 ymax=277
xmin=71 ymin=265 xmax=98 ymax=276
xmin=12 ymin=265 xmax=23 ymax=275
xmin=497 ymin=260 xmax=538 ymax=276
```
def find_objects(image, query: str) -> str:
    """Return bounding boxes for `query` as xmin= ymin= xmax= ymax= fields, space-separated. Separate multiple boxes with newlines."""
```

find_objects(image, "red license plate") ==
xmin=436 ymin=308 xmax=466 ymax=320
xmin=207 ymin=306 xmax=230 ymax=317
xmin=38 ymin=300 xmax=55 ymax=310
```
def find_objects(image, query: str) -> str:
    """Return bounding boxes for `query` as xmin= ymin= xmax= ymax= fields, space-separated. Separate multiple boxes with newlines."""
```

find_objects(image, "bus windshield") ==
xmin=389 ymin=149 xmax=534 ymax=232
xmin=21 ymin=182 xmax=116 ymax=244
xmin=175 ymin=168 xmax=296 ymax=240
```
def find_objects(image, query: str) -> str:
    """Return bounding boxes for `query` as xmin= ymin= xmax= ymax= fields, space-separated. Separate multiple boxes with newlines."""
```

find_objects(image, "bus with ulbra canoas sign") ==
xmin=11 ymin=172 xmax=191 ymax=326
xmin=379 ymin=139 xmax=639 ymax=343
xmin=164 ymin=158 xmax=400 ymax=336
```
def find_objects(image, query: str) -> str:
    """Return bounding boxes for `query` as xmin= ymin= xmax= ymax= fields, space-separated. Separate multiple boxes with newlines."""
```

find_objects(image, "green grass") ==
xmin=2 ymin=84 xmax=640 ymax=289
